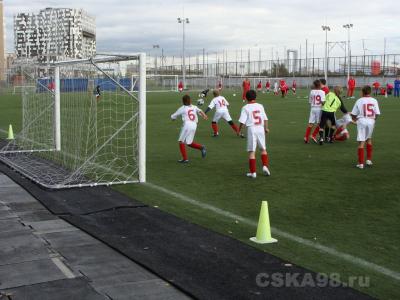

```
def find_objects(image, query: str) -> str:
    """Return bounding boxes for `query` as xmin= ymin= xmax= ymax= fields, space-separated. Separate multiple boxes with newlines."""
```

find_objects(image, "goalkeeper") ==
xmin=318 ymin=86 xmax=348 ymax=144
xmin=199 ymin=88 xmax=210 ymax=99
xmin=94 ymin=85 xmax=101 ymax=101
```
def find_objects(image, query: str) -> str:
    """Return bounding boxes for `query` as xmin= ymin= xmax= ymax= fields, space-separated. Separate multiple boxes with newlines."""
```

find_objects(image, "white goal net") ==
xmin=138 ymin=74 xmax=178 ymax=92
xmin=0 ymin=54 xmax=146 ymax=189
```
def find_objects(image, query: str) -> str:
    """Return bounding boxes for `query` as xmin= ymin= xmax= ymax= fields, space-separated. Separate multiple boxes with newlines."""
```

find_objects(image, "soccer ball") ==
xmin=197 ymin=98 xmax=205 ymax=106
xmin=233 ymin=93 xmax=236 ymax=97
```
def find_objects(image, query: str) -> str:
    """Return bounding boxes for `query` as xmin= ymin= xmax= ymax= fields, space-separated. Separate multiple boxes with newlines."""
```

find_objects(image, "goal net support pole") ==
xmin=54 ymin=66 xmax=61 ymax=151
xmin=138 ymin=53 xmax=146 ymax=183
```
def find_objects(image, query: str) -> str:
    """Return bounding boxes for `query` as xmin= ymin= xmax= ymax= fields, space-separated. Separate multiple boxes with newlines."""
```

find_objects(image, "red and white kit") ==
xmin=239 ymin=103 xmax=268 ymax=152
xmin=171 ymin=105 xmax=202 ymax=144
xmin=351 ymin=97 xmax=381 ymax=142
xmin=208 ymin=96 xmax=233 ymax=123
xmin=308 ymin=89 xmax=325 ymax=124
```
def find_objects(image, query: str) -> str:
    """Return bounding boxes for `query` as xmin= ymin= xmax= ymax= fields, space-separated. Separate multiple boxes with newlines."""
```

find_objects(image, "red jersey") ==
xmin=178 ymin=81 xmax=184 ymax=89
xmin=322 ymin=86 xmax=330 ymax=94
xmin=257 ymin=81 xmax=262 ymax=89
xmin=266 ymin=81 xmax=270 ymax=88
xmin=242 ymin=80 xmax=251 ymax=90
xmin=348 ymin=78 xmax=356 ymax=88
xmin=279 ymin=80 xmax=286 ymax=89
xmin=372 ymin=82 xmax=380 ymax=89
xmin=292 ymin=81 xmax=297 ymax=88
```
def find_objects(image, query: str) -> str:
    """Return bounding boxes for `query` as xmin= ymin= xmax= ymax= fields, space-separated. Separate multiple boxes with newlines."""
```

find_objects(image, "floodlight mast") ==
xmin=343 ymin=24 xmax=353 ymax=81
xmin=177 ymin=17 xmax=189 ymax=88
xmin=322 ymin=25 xmax=331 ymax=81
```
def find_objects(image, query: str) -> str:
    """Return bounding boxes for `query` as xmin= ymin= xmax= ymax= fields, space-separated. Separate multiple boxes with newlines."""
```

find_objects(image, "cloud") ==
xmin=3 ymin=0 xmax=400 ymax=61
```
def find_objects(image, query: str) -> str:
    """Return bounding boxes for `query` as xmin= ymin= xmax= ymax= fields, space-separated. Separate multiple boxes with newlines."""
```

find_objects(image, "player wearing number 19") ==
xmin=204 ymin=90 xmax=240 ymax=137
xmin=351 ymin=86 xmax=381 ymax=169
xmin=171 ymin=95 xmax=208 ymax=163
xmin=304 ymin=80 xmax=325 ymax=144
xmin=238 ymin=90 xmax=271 ymax=178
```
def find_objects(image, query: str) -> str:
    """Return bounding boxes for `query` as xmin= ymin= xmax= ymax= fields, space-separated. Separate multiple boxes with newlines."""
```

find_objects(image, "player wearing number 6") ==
xmin=304 ymin=80 xmax=325 ymax=143
xmin=171 ymin=95 xmax=208 ymax=163
xmin=204 ymin=90 xmax=240 ymax=137
xmin=351 ymin=86 xmax=381 ymax=169
xmin=238 ymin=90 xmax=270 ymax=178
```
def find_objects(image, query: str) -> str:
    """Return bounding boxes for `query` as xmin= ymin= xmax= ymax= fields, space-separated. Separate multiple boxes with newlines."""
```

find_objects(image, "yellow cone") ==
xmin=250 ymin=201 xmax=277 ymax=244
xmin=7 ymin=124 xmax=14 ymax=140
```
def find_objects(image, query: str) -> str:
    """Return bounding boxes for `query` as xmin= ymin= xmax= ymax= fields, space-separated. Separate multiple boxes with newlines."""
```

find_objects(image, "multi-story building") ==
xmin=14 ymin=7 xmax=96 ymax=63
xmin=0 ymin=0 xmax=6 ymax=81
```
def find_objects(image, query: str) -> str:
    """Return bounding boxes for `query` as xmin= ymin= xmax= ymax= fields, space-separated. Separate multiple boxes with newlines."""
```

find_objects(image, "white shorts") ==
xmin=247 ymin=126 xmax=266 ymax=152
xmin=178 ymin=123 xmax=197 ymax=144
xmin=356 ymin=118 xmax=375 ymax=142
xmin=213 ymin=110 xmax=232 ymax=123
xmin=308 ymin=109 xmax=322 ymax=124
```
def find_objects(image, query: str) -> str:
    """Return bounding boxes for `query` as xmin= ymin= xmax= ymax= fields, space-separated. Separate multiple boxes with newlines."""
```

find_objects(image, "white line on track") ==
xmin=146 ymin=182 xmax=400 ymax=281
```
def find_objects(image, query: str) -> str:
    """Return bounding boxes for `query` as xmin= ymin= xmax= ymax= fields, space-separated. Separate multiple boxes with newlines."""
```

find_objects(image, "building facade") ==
xmin=14 ymin=7 xmax=96 ymax=63
xmin=0 ymin=0 xmax=5 ymax=81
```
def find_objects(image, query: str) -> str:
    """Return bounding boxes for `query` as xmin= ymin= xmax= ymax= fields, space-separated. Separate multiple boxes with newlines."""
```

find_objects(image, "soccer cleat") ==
xmin=212 ymin=133 xmax=219 ymax=137
xmin=178 ymin=159 xmax=189 ymax=163
xmin=319 ymin=138 xmax=324 ymax=145
xmin=303 ymin=137 xmax=309 ymax=144
xmin=201 ymin=146 xmax=207 ymax=158
xmin=262 ymin=166 xmax=271 ymax=176
xmin=311 ymin=136 xmax=318 ymax=144
xmin=356 ymin=164 xmax=364 ymax=169
xmin=239 ymin=133 xmax=245 ymax=138
xmin=246 ymin=172 xmax=257 ymax=178
xmin=366 ymin=160 xmax=373 ymax=166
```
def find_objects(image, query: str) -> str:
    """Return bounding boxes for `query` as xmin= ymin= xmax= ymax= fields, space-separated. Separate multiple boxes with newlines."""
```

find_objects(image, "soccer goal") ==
xmin=132 ymin=74 xmax=178 ymax=92
xmin=0 ymin=54 xmax=146 ymax=189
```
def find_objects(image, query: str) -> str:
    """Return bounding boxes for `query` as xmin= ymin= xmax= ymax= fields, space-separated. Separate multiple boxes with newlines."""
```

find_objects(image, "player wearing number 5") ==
xmin=204 ymin=90 xmax=240 ymax=137
xmin=238 ymin=90 xmax=271 ymax=178
xmin=171 ymin=95 xmax=208 ymax=163
xmin=304 ymin=80 xmax=325 ymax=143
xmin=351 ymin=86 xmax=381 ymax=169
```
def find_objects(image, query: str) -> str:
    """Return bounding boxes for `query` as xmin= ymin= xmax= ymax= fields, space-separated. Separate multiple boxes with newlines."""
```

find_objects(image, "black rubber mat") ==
xmin=0 ymin=162 xmax=373 ymax=299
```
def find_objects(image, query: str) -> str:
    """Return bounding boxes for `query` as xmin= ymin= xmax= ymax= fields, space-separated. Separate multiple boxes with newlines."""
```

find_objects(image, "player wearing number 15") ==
xmin=171 ymin=95 xmax=208 ymax=163
xmin=238 ymin=90 xmax=270 ymax=178
xmin=304 ymin=80 xmax=325 ymax=144
xmin=351 ymin=86 xmax=381 ymax=169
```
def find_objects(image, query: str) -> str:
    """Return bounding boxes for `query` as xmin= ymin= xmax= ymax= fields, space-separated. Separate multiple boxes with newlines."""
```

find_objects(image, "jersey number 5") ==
xmin=252 ymin=110 xmax=262 ymax=125
xmin=188 ymin=109 xmax=196 ymax=121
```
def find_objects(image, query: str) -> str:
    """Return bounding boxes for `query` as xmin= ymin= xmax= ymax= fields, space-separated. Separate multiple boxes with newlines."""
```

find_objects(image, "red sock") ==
xmin=249 ymin=159 xmax=256 ymax=173
xmin=230 ymin=123 xmax=239 ymax=133
xmin=211 ymin=123 xmax=218 ymax=135
xmin=179 ymin=143 xmax=187 ymax=160
xmin=312 ymin=126 xmax=320 ymax=138
xmin=261 ymin=153 xmax=269 ymax=167
xmin=367 ymin=144 xmax=373 ymax=161
xmin=358 ymin=148 xmax=364 ymax=165
xmin=188 ymin=142 xmax=202 ymax=150
xmin=304 ymin=127 xmax=312 ymax=140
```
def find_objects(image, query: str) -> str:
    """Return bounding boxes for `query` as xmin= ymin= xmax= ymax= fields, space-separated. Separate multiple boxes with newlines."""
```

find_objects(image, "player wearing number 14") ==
xmin=171 ymin=95 xmax=208 ymax=163
xmin=351 ymin=86 xmax=381 ymax=169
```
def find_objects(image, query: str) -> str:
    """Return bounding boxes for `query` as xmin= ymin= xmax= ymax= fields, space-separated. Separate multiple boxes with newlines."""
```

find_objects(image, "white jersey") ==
xmin=208 ymin=96 xmax=229 ymax=112
xmin=239 ymin=102 xmax=268 ymax=128
xmin=274 ymin=82 xmax=278 ymax=91
xmin=171 ymin=105 xmax=202 ymax=125
xmin=351 ymin=97 xmax=381 ymax=120
xmin=309 ymin=89 xmax=325 ymax=109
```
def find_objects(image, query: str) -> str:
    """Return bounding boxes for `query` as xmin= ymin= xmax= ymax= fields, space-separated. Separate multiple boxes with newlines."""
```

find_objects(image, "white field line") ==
xmin=146 ymin=182 xmax=400 ymax=282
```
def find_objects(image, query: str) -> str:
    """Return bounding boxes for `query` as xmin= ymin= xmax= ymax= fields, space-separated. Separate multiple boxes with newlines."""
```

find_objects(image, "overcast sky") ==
xmin=3 ymin=0 xmax=400 ymax=61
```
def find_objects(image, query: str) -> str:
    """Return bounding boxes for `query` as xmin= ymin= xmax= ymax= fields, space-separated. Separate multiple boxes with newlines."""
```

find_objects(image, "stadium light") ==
xmin=178 ymin=17 xmax=190 ymax=88
xmin=343 ymin=24 xmax=353 ymax=81
xmin=322 ymin=25 xmax=331 ymax=81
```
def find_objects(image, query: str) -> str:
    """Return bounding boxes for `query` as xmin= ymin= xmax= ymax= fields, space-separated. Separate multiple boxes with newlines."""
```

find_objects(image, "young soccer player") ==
xmin=394 ymin=77 xmax=400 ymax=98
xmin=273 ymin=81 xmax=279 ymax=95
xmin=256 ymin=81 xmax=262 ymax=92
xmin=292 ymin=80 xmax=297 ymax=94
xmin=204 ymin=90 xmax=241 ymax=137
xmin=217 ymin=80 xmax=223 ymax=91
xmin=94 ymin=85 xmax=101 ymax=101
xmin=279 ymin=80 xmax=287 ymax=98
xmin=265 ymin=80 xmax=271 ymax=93
xmin=351 ymin=85 xmax=380 ymax=169
xmin=333 ymin=113 xmax=353 ymax=141
xmin=199 ymin=88 xmax=210 ymax=99
xmin=242 ymin=78 xmax=251 ymax=101
xmin=238 ymin=90 xmax=270 ymax=178
xmin=372 ymin=81 xmax=380 ymax=96
xmin=304 ymin=80 xmax=325 ymax=144
xmin=320 ymin=78 xmax=330 ymax=95
xmin=347 ymin=77 xmax=356 ymax=98
xmin=178 ymin=81 xmax=184 ymax=92
xmin=171 ymin=95 xmax=208 ymax=163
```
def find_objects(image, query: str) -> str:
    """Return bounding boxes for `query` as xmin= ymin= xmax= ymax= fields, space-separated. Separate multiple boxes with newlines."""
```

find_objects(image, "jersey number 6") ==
xmin=188 ymin=109 xmax=196 ymax=121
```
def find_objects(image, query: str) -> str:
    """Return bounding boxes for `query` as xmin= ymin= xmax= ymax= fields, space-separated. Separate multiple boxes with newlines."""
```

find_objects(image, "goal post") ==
xmin=0 ymin=53 xmax=147 ymax=189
